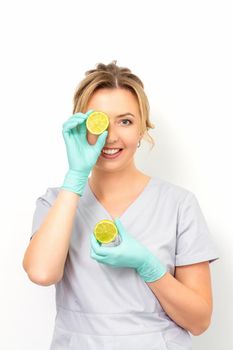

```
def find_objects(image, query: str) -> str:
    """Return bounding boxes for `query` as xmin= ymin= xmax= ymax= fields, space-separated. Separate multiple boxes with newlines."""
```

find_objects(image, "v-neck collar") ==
xmin=86 ymin=177 xmax=154 ymax=221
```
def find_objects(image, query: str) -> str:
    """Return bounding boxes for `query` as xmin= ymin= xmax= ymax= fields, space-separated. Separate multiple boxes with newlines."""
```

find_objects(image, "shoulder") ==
xmin=149 ymin=175 xmax=195 ymax=206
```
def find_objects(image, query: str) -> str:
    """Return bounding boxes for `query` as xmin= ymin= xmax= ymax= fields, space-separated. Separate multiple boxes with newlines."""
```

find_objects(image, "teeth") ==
xmin=102 ymin=148 xmax=121 ymax=155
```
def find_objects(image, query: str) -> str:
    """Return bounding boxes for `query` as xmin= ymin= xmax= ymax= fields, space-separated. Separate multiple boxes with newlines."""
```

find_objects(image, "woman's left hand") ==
xmin=90 ymin=218 xmax=167 ymax=282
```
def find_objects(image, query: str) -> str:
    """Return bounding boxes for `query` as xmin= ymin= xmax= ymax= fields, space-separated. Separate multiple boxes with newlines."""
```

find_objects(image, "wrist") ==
xmin=61 ymin=169 xmax=89 ymax=196
xmin=137 ymin=253 xmax=167 ymax=283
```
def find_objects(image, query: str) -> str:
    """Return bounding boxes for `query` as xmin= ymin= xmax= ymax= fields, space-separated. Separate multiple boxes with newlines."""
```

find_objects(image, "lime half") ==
xmin=86 ymin=111 xmax=109 ymax=135
xmin=94 ymin=219 xmax=118 ymax=243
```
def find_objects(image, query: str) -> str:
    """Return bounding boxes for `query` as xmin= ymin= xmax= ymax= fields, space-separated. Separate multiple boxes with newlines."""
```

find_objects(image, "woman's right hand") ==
xmin=61 ymin=110 xmax=108 ymax=196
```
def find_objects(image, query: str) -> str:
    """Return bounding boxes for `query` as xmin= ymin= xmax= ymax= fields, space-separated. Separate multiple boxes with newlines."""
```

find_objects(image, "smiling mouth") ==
xmin=102 ymin=148 xmax=123 ymax=155
xmin=101 ymin=148 xmax=123 ymax=159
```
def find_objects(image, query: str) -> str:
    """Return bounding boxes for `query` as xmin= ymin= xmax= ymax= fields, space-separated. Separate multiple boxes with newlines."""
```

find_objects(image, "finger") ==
xmin=114 ymin=217 xmax=127 ymax=239
xmin=62 ymin=113 xmax=88 ymax=132
xmin=73 ymin=112 xmax=90 ymax=120
xmin=90 ymin=233 xmax=106 ymax=255
xmin=90 ymin=248 xmax=107 ymax=263
xmin=94 ymin=131 xmax=108 ymax=151
xmin=62 ymin=115 xmax=86 ymax=132
xmin=86 ymin=109 xmax=94 ymax=117
xmin=78 ymin=119 xmax=88 ymax=136
xmin=90 ymin=248 xmax=100 ymax=260
xmin=77 ymin=111 xmax=96 ymax=136
xmin=90 ymin=234 xmax=112 ymax=256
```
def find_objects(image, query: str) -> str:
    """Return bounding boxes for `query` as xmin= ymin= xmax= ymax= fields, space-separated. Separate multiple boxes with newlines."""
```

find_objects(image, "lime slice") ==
xmin=94 ymin=219 xmax=118 ymax=243
xmin=86 ymin=111 xmax=109 ymax=135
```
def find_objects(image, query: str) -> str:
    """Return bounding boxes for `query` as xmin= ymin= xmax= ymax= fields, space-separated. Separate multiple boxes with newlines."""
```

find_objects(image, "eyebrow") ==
xmin=114 ymin=113 xmax=135 ymax=118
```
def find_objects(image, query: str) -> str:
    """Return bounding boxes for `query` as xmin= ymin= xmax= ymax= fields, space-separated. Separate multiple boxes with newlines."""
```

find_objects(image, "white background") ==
xmin=0 ymin=0 xmax=232 ymax=349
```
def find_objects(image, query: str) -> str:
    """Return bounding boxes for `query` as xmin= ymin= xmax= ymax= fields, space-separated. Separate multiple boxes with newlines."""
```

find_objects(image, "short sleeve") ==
xmin=175 ymin=192 xmax=220 ymax=266
xmin=30 ymin=187 xmax=59 ymax=240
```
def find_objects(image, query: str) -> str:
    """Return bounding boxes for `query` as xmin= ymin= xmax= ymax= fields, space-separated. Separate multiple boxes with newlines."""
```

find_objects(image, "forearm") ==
xmin=147 ymin=272 xmax=212 ymax=335
xmin=23 ymin=189 xmax=80 ymax=285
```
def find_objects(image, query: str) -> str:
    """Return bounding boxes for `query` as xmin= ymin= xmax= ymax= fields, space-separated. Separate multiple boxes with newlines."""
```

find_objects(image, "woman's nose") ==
xmin=106 ymin=123 xmax=119 ymax=144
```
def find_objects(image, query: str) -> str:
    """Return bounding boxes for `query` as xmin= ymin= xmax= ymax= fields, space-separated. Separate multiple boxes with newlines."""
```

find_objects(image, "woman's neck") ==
xmin=89 ymin=166 xmax=149 ymax=201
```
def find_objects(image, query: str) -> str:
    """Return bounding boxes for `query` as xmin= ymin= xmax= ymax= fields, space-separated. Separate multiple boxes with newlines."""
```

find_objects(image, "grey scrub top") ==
xmin=30 ymin=176 xmax=219 ymax=350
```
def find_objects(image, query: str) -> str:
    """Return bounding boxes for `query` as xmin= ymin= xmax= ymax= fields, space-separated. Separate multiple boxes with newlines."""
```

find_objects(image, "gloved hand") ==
xmin=61 ymin=109 xmax=108 ymax=196
xmin=90 ymin=218 xmax=167 ymax=282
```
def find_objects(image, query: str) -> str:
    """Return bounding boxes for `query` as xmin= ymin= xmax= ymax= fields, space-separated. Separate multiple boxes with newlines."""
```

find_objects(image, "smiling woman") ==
xmin=23 ymin=61 xmax=219 ymax=350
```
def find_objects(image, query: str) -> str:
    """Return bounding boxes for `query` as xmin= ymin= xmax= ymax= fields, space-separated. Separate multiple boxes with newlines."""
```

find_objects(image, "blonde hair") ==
xmin=72 ymin=60 xmax=155 ymax=148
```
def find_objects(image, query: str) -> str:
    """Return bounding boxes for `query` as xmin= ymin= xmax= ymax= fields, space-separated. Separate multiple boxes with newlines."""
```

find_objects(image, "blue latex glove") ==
xmin=90 ymin=218 xmax=167 ymax=282
xmin=61 ymin=110 xmax=108 ymax=196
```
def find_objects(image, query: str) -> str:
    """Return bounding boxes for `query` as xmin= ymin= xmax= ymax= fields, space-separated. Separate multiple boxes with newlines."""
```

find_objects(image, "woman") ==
xmin=23 ymin=61 xmax=219 ymax=349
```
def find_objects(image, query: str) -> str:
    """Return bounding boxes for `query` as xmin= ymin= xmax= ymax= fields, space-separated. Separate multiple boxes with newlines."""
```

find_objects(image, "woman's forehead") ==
xmin=87 ymin=88 xmax=140 ymax=116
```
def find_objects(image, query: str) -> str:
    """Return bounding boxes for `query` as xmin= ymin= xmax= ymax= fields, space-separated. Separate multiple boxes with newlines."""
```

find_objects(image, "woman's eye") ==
xmin=120 ymin=119 xmax=132 ymax=126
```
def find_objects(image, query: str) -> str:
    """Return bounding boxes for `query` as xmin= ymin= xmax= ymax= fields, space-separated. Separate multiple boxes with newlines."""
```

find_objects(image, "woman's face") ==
xmin=86 ymin=88 xmax=142 ymax=172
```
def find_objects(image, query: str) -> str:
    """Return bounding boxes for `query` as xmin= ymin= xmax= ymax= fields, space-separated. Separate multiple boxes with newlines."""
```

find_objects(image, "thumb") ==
xmin=95 ymin=130 xmax=108 ymax=150
xmin=114 ymin=217 xmax=128 ymax=240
